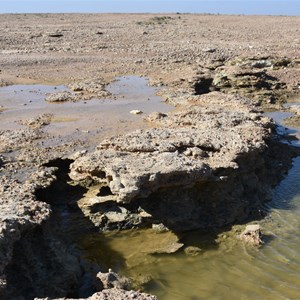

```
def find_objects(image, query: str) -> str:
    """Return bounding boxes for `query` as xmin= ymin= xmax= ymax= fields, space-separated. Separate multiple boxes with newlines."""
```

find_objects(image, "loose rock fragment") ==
xmin=45 ymin=91 xmax=75 ymax=102
xmin=239 ymin=224 xmax=263 ymax=246
xmin=96 ymin=271 xmax=131 ymax=290
xmin=130 ymin=109 xmax=143 ymax=115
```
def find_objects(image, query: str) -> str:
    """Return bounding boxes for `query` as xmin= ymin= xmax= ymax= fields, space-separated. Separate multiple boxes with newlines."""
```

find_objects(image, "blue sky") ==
xmin=0 ymin=0 xmax=300 ymax=15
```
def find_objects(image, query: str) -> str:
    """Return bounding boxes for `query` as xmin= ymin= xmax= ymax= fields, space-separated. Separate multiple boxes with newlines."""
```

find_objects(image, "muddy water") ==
xmin=80 ymin=169 xmax=300 ymax=300
xmin=78 ymin=112 xmax=300 ymax=299
xmin=0 ymin=76 xmax=171 ymax=148
xmin=2 ymin=78 xmax=300 ymax=299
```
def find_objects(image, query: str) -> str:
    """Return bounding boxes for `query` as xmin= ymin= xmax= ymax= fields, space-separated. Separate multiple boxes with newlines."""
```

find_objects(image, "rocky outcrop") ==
xmin=69 ymin=92 xmax=279 ymax=231
xmin=68 ymin=78 xmax=110 ymax=99
xmin=37 ymin=288 xmax=157 ymax=300
xmin=45 ymin=91 xmax=77 ymax=102
xmin=191 ymin=57 xmax=290 ymax=106
xmin=0 ymin=177 xmax=51 ymax=298
xmin=45 ymin=78 xmax=110 ymax=102
xmin=18 ymin=113 xmax=53 ymax=129
xmin=0 ymin=129 xmax=43 ymax=152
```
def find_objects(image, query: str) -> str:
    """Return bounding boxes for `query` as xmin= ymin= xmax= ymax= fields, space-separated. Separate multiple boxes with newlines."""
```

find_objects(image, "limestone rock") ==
xmin=45 ymin=91 xmax=76 ymax=102
xmin=18 ymin=113 xmax=53 ymax=129
xmin=130 ymin=110 xmax=143 ymax=115
xmin=239 ymin=224 xmax=263 ymax=246
xmin=69 ymin=92 xmax=275 ymax=231
xmin=68 ymin=78 xmax=110 ymax=99
xmin=207 ymin=57 xmax=289 ymax=105
xmin=0 ymin=129 xmax=43 ymax=152
xmin=96 ymin=271 xmax=131 ymax=290
xmin=0 ymin=177 xmax=51 ymax=293
xmin=35 ymin=288 xmax=157 ymax=300
xmin=184 ymin=246 xmax=202 ymax=256
xmin=144 ymin=112 xmax=168 ymax=122
xmin=70 ymin=92 xmax=270 ymax=205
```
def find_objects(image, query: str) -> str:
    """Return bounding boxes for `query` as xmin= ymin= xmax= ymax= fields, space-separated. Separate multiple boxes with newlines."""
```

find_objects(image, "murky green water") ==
xmin=79 ymin=156 xmax=300 ymax=299
xmin=78 ymin=106 xmax=300 ymax=299
xmin=3 ymin=78 xmax=300 ymax=299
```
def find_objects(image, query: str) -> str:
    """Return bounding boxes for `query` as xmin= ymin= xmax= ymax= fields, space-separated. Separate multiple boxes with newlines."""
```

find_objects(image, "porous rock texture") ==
xmin=0 ymin=176 xmax=51 ymax=297
xmin=0 ymin=13 xmax=299 ymax=300
xmin=37 ymin=288 xmax=157 ymax=300
xmin=239 ymin=224 xmax=263 ymax=246
xmin=69 ymin=92 xmax=276 ymax=231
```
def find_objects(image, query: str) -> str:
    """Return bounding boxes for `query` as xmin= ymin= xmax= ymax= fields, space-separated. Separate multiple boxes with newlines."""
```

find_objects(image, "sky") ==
xmin=0 ymin=0 xmax=300 ymax=15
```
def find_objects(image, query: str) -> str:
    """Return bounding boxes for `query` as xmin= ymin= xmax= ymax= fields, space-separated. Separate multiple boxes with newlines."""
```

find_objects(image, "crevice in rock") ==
xmin=90 ymin=170 xmax=106 ymax=179
xmin=90 ymin=200 xmax=121 ymax=214
xmin=194 ymin=77 xmax=219 ymax=95
xmin=97 ymin=186 xmax=114 ymax=197
xmin=4 ymin=158 xmax=126 ymax=300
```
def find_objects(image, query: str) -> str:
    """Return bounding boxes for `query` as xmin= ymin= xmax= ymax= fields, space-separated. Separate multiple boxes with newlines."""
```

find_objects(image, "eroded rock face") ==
xmin=189 ymin=56 xmax=291 ymax=106
xmin=0 ymin=177 xmax=51 ymax=297
xmin=0 ymin=129 xmax=43 ymax=152
xmin=69 ymin=92 xmax=275 ymax=231
xmin=37 ymin=288 xmax=157 ymax=300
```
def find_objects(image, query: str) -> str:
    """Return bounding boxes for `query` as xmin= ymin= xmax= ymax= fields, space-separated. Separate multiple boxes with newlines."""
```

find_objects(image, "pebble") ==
xmin=130 ymin=110 xmax=143 ymax=115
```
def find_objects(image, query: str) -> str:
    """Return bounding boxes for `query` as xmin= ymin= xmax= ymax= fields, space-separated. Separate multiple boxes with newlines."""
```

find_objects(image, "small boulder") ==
xmin=144 ymin=112 xmax=167 ymax=122
xmin=184 ymin=246 xmax=202 ymax=257
xmin=239 ymin=224 xmax=262 ymax=246
xmin=95 ymin=270 xmax=131 ymax=290
xmin=45 ymin=91 xmax=75 ymax=102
